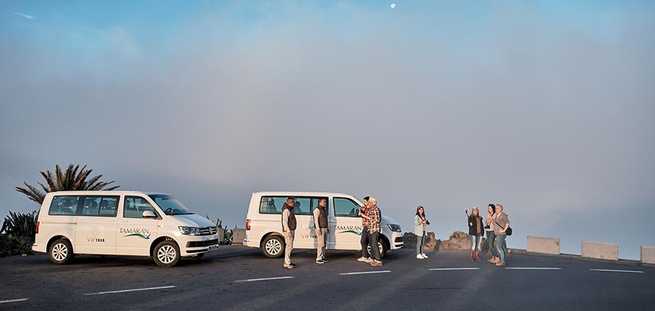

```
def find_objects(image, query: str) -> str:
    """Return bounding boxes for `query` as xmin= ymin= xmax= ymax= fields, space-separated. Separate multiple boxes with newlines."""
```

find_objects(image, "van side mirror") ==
xmin=142 ymin=210 xmax=156 ymax=218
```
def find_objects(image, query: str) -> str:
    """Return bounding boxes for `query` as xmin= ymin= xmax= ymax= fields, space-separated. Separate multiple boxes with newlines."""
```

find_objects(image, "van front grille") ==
xmin=198 ymin=227 xmax=218 ymax=236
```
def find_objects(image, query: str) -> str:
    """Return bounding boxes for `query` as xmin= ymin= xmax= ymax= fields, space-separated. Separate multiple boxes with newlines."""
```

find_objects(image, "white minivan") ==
xmin=32 ymin=191 xmax=218 ymax=267
xmin=244 ymin=192 xmax=404 ymax=258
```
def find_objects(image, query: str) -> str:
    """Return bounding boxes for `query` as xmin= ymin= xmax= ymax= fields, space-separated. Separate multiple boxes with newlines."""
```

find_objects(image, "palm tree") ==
xmin=16 ymin=164 xmax=119 ymax=204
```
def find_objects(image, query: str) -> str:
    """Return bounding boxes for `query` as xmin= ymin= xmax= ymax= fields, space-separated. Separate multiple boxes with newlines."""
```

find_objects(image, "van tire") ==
xmin=152 ymin=240 xmax=180 ymax=267
xmin=261 ymin=235 xmax=285 ymax=258
xmin=367 ymin=240 xmax=388 ymax=259
xmin=48 ymin=238 xmax=73 ymax=265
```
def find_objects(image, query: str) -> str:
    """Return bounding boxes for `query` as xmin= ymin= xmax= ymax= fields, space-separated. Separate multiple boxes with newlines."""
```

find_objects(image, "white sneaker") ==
xmin=416 ymin=254 xmax=424 ymax=259
xmin=357 ymin=257 xmax=370 ymax=262
xmin=421 ymin=253 xmax=428 ymax=259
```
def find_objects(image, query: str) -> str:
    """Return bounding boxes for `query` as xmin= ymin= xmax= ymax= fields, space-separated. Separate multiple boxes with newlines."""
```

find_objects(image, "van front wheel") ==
xmin=153 ymin=240 xmax=180 ymax=267
xmin=262 ymin=235 xmax=284 ymax=258
xmin=48 ymin=238 xmax=73 ymax=264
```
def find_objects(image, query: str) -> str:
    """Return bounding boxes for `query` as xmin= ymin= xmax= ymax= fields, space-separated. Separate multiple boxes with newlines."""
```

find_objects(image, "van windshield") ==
xmin=148 ymin=194 xmax=194 ymax=216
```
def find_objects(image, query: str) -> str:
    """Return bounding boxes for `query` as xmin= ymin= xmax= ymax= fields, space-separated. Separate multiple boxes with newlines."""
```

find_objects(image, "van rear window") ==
xmin=49 ymin=196 xmax=80 ymax=216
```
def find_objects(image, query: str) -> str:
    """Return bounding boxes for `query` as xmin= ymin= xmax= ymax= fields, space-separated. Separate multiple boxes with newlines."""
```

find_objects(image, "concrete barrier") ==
xmin=641 ymin=246 xmax=655 ymax=264
xmin=527 ymin=236 xmax=560 ymax=255
xmin=581 ymin=241 xmax=618 ymax=261
xmin=232 ymin=228 xmax=246 ymax=245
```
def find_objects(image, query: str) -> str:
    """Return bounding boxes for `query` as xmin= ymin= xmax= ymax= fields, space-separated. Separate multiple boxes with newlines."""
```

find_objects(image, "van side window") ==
xmin=259 ymin=196 xmax=312 ymax=215
xmin=99 ymin=197 xmax=119 ymax=216
xmin=333 ymin=198 xmax=360 ymax=217
xmin=124 ymin=196 xmax=157 ymax=218
xmin=78 ymin=196 xmax=119 ymax=217
xmin=49 ymin=196 xmax=80 ymax=216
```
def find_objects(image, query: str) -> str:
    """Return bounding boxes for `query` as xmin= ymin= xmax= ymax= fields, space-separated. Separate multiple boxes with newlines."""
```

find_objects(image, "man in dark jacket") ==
xmin=282 ymin=197 xmax=297 ymax=269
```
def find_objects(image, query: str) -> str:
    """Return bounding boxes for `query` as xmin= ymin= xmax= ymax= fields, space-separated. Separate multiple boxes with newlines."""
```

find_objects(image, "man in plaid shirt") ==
xmin=366 ymin=197 xmax=383 ymax=266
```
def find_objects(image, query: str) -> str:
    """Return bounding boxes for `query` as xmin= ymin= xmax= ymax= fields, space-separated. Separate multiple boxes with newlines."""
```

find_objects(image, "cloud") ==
xmin=13 ymin=12 xmax=35 ymax=20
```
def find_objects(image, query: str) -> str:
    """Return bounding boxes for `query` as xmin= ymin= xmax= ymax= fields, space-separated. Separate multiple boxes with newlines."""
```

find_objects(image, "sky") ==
xmin=1 ymin=1 xmax=654 ymax=259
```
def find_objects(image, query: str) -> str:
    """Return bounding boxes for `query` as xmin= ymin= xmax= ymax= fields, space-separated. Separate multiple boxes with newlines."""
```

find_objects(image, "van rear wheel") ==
xmin=153 ymin=240 xmax=180 ymax=267
xmin=48 ymin=238 xmax=73 ymax=265
xmin=262 ymin=235 xmax=284 ymax=258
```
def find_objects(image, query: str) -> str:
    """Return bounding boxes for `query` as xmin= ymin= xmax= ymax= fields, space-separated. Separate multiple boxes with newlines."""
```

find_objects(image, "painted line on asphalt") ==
xmin=234 ymin=276 xmax=295 ymax=283
xmin=84 ymin=285 xmax=176 ymax=296
xmin=505 ymin=267 xmax=562 ymax=270
xmin=0 ymin=298 xmax=29 ymax=304
xmin=590 ymin=269 xmax=644 ymax=274
xmin=429 ymin=267 xmax=480 ymax=271
xmin=339 ymin=270 xmax=391 ymax=276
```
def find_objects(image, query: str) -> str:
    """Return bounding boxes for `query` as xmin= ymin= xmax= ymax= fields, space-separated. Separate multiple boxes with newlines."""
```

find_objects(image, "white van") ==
xmin=244 ymin=192 xmax=404 ymax=258
xmin=32 ymin=191 xmax=218 ymax=267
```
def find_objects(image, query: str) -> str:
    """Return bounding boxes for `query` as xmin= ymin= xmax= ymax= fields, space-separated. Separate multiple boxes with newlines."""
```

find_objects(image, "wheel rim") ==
xmin=265 ymin=239 xmax=282 ymax=256
xmin=367 ymin=242 xmax=384 ymax=257
xmin=52 ymin=243 xmax=68 ymax=261
xmin=157 ymin=245 xmax=177 ymax=264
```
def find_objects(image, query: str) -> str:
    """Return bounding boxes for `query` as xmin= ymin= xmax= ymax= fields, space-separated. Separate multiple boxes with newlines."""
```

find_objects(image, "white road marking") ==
xmin=505 ymin=267 xmax=562 ymax=270
xmin=84 ymin=285 xmax=176 ymax=296
xmin=429 ymin=267 xmax=480 ymax=271
xmin=339 ymin=270 xmax=391 ymax=276
xmin=590 ymin=269 xmax=644 ymax=274
xmin=234 ymin=276 xmax=294 ymax=283
xmin=0 ymin=298 xmax=29 ymax=304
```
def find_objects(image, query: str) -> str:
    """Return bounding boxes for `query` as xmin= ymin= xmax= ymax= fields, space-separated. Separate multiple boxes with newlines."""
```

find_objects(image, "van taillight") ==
xmin=245 ymin=219 xmax=251 ymax=231
xmin=35 ymin=221 xmax=39 ymax=234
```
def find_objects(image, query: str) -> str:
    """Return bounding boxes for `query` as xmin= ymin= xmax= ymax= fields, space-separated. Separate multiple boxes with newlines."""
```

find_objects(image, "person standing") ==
xmin=485 ymin=204 xmax=497 ymax=263
xmin=357 ymin=196 xmax=371 ymax=263
xmin=493 ymin=204 xmax=510 ymax=267
xmin=313 ymin=198 xmax=329 ymax=264
xmin=466 ymin=207 xmax=484 ymax=261
xmin=415 ymin=206 xmax=429 ymax=259
xmin=281 ymin=197 xmax=297 ymax=269
xmin=366 ymin=197 xmax=383 ymax=267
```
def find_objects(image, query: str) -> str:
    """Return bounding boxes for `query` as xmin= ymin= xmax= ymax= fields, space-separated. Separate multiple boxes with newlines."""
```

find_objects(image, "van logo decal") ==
xmin=120 ymin=228 xmax=151 ymax=240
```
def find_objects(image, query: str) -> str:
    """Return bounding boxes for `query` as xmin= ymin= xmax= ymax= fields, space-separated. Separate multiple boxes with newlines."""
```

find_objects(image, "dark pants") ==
xmin=368 ymin=231 xmax=382 ymax=261
xmin=360 ymin=227 xmax=370 ymax=258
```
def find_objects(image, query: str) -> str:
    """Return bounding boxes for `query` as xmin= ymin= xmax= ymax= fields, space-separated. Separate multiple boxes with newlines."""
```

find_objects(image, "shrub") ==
xmin=0 ymin=210 xmax=38 ymax=257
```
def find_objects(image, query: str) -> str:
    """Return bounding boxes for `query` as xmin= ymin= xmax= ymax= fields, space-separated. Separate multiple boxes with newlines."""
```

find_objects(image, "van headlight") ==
xmin=387 ymin=224 xmax=402 ymax=232
xmin=178 ymin=226 xmax=201 ymax=236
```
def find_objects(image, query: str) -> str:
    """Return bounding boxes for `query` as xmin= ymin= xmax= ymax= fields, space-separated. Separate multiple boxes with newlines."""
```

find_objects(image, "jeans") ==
xmin=284 ymin=230 xmax=295 ymax=266
xmin=486 ymin=231 xmax=496 ymax=257
xmin=469 ymin=235 xmax=481 ymax=251
xmin=360 ymin=227 xmax=370 ymax=258
xmin=368 ymin=231 xmax=382 ymax=261
xmin=495 ymin=233 xmax=507 ymax=264
xmin=315 ymin=228 xmax=327 ymax=260
xmin=416 ymin=231 xmax=425 ymax=255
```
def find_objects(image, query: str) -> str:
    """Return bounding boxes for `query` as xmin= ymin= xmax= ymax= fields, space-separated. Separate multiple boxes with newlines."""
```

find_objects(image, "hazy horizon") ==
xmin=1 ymin=1 xmax=653 ymax=259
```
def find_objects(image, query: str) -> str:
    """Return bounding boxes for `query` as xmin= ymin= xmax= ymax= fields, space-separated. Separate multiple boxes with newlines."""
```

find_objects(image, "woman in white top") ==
xmin=415 ymin=206 xmax=429 ymax=259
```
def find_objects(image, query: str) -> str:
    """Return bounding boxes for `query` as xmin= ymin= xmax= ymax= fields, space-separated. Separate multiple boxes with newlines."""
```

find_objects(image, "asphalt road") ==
xmin=0 ymin=246 xmax=653 ymax=311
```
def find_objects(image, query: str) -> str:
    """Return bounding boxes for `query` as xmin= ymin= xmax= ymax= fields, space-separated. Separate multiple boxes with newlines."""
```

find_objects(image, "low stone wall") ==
xmin=232 ymin=228 xmax=246 ymax=245
xmin=527 ymin=236 xmax=560 ymax=255
xmin=581 ymin=241 xmax=618 ymax=261
xmin=641 ymin=246 xmax=655 ymax=264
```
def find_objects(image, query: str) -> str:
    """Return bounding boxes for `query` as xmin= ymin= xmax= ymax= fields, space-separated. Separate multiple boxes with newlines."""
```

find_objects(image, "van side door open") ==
xmin=332 ymin=197 xmax=363 ymax=250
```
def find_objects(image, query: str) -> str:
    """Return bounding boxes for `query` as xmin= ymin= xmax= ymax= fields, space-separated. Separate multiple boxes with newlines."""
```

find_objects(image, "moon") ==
xmin=390 ymin=3 xmax=396 ymax=9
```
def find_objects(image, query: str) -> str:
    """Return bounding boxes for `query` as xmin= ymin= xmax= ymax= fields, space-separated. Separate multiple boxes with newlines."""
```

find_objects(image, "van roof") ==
xmin=253 ymin=191 xmax=356 ymax=198
xmin=46 ymin=191 xmax=169 ymax=196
